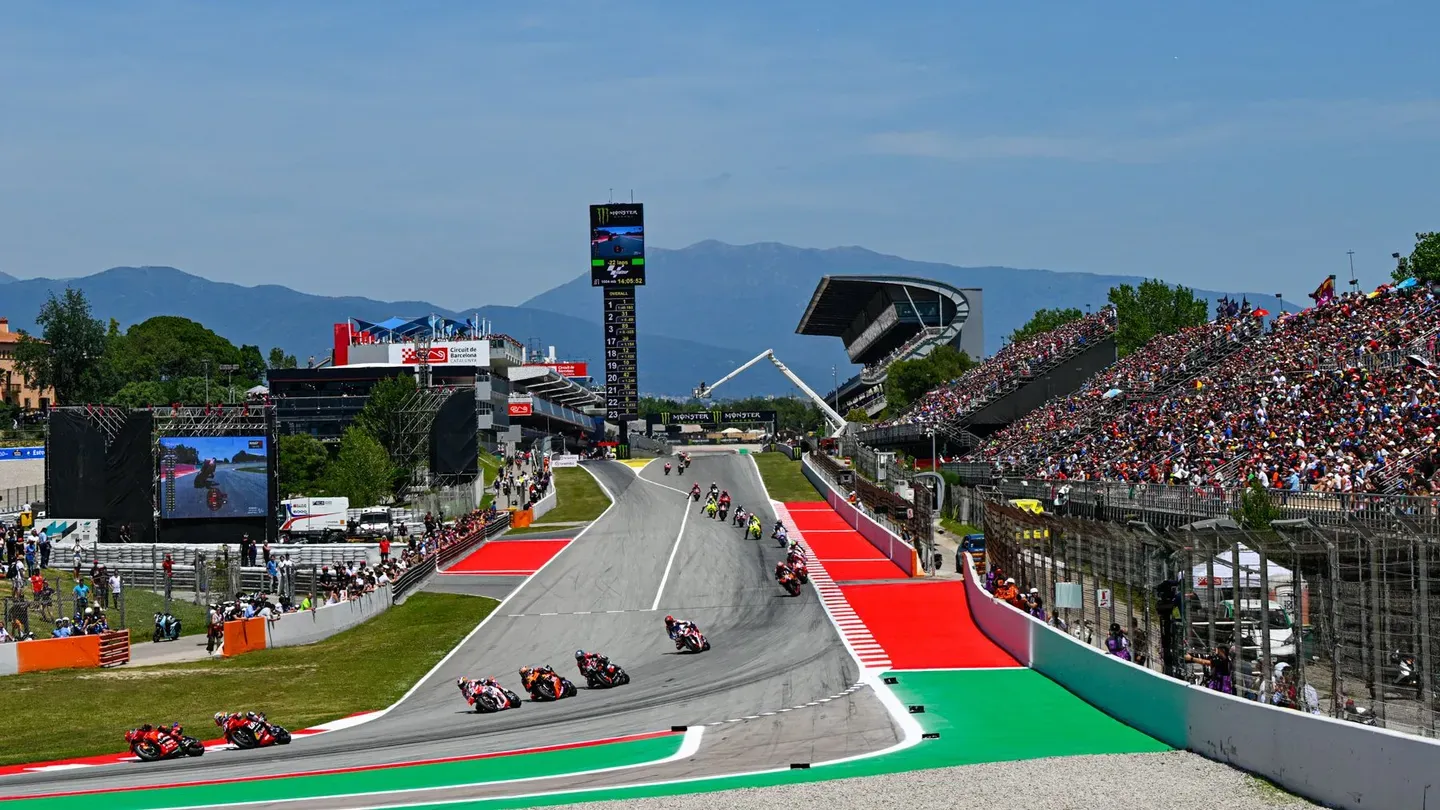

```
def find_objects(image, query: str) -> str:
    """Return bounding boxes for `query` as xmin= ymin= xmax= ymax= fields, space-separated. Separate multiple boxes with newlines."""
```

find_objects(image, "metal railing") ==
xmin=0 ymin=484 xmax=44 ymax=515
xmin=390 ymin=513 xmax=511 ymax=600
xmin=944 ymin=470 xmax=1440 ymax=535
xmin=979 ymin=493 xmax=1438 ymax=739
xmin=809 ymin=448 xmax=931 ymax=550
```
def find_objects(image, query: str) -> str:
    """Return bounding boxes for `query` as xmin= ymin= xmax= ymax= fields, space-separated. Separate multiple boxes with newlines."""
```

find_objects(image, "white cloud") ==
xmin=866 ymin=98 xmax=1440 ymax=163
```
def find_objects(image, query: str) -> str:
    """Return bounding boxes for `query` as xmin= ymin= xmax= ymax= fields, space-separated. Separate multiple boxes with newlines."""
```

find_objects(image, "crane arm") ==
xmin=694 ymin=349 xmax=848 ymax=436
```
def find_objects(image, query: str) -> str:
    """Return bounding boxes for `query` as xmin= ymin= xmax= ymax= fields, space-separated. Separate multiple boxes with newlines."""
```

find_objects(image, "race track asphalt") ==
xmin=163 ymin=465 xmax=268 ymax=520
xmin=1 ymin=456 xmax=897 ymax=801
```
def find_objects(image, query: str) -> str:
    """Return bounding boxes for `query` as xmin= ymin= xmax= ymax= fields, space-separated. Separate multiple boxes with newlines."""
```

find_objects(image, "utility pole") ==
xmin=202 ymin=360 xmax=211 ymax=403
xmin=219 ymin=363 xmax=239 ymax=403
xmin=1347 ymin=250 xmax=1357 ymax=292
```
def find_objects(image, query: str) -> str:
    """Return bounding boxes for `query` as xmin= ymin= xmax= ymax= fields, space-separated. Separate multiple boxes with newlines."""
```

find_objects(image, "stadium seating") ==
xmin=983 ymin=287 xmax=1440 ymax=494
xmin=879 ymin=308 xmax=1117 ymax=431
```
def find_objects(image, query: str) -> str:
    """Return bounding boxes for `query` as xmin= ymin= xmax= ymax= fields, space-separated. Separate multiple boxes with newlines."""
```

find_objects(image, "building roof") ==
xmin=794 ymin=275 xmax=973 ymax=336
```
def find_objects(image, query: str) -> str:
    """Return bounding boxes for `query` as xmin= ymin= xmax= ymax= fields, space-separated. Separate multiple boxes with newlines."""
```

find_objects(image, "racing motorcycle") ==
xmin=717 ymin=503 xmax=729 ymax=521
xmin=580 ymin=659 xmax=631 ymax=689
xmin=664 ymin=463 xmax=672 ymax=476
xmin=152 ymin=611 xmax=182 ymax=643
xmin=677 ymin=627 xmax=711 ymax=653
xmin=525 ymin=669 xmax=579 ymax=701
xmin=126 ymin=724 xmax=205 ymax=762
xmin=221 ymin=713 xmax=292 ymax=749
xmin=459 ymin=679 xmax=523 ymax=713
xmin=746 ymin=520 xmax=763 ymax=540
xmin=206 ymin=485 xmax=228 ymax=512
xmin=689 ymin=486 xmax=702 ymax=502
xmin=788 ymin=558 xmax=810 ymax=585
xmin=777 ymin=568 xmax=802 ymax=597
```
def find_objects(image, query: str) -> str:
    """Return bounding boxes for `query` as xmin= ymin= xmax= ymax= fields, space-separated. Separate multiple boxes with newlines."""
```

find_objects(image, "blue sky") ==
xmin=2 ymin=1 xmax=1436 ymax=305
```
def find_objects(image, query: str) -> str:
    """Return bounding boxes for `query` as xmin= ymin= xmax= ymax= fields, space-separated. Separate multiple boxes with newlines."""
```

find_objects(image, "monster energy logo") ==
xmin=595 ymin=206 xmax=639 ymax=224
xmin=596 ymin=207 xmax=609 ymax=224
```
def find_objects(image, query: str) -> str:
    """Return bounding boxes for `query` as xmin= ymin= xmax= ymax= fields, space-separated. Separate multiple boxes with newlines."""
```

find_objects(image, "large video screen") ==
xmin=590 ymin=203 xmax=646 ymax=287
xmin=158 ymin=436 xmax=269 ymax=520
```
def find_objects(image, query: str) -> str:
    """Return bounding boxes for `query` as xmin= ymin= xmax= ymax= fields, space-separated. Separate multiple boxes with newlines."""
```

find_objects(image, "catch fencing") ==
xmin=809 ymin=449 xmax=931 ymax=550
xmin=0 ymin=484 xmax=44 ymax=514
xmin=979 ymin=494 xmax=1439 ymax=739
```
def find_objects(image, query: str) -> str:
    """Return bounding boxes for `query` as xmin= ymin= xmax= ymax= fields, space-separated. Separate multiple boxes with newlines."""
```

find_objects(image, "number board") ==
xmin=603 ymin=286 xmax=638 ymax=419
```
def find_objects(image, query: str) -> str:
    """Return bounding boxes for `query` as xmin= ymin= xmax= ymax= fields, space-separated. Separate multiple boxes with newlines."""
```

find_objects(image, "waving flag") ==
xmin=1310 ymin=274 xmax=1337 ymax=305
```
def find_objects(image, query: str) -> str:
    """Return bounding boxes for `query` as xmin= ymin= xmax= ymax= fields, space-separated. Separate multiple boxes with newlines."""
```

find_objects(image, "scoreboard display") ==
xmin=590 ymin=204 xmax=645 ymax=287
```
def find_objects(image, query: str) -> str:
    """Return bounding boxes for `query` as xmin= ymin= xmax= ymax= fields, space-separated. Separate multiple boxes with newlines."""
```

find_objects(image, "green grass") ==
xmin=939 ymin=517 xmax=981 ymax=537
xmin=539 ymin=466 xmax=611 ymax=524
xmin=0 ymin=592 xmax=494 ymax=765
xmin=234 ymin=465 xmax=267 ymax=474
xmin=752 ymin=452 xmax=822 ymax=502
xmin=29 ymin=568 xmax=210 ymax=640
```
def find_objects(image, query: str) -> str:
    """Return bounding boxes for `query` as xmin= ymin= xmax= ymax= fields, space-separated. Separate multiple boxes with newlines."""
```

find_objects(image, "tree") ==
xmin=1235 ymin=480 xmax=1282 ymax=529
xmin=278 ymin=434 xmax=331 ymax=497
xmin=104 ymin=316 xmax=247 ymax=386
xmin=844 ymin=407 xmax=873 ymax=424
xmin=1106 ymin=279 xmax=1208 ymax=356
xmin=884 ymin=345 xmax=976 ymax=411
xmin=321 ymin=427 xmax=392 ymax=507
xmin=268 ymin=347 xmax=298 ymax=369
xmin=238 ymin=344 xmax=267 ymax=383
xmin=12 ymin=288 xmax=108 ymax=405
xmin=1393 ymin=231 xmax=1440 ymax=284
xmin=353 ymin=375 xmax=419 ymax=499
xmin=1010 ymin=307 xmax=1084 ymax=345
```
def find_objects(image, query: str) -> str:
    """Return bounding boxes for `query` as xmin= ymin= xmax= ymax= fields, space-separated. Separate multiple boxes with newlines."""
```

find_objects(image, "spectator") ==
xmin=1105 ymin=623 xmax=1132 ymax=661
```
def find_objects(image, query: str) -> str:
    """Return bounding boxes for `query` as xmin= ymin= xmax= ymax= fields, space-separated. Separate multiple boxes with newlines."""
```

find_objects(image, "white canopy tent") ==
xmin=1191 ymin=545 xmax=1294 ymax=590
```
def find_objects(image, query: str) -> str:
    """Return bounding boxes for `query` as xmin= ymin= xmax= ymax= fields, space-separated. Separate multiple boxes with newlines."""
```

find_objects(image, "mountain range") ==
xmin=0 ymin=243 xmax=1298 ymax=397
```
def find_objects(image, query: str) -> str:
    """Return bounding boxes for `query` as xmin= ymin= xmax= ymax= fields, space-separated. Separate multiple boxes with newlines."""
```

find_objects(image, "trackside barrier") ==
xmin=389 ymin=514 xmax=511 ymax=601
xmin=98 ymin=630 xmax=130 ymax=666
xmin=13 ymin=634 xmax=102 ymax=673
xmin=801 ymin=454 xmax=919 ymax=576
xmin=960 ymin=552 xmax=1440 ymax=809
xmin=510 ymin=509 xmax=534 ymax=529
xmin=267 ymin=585 xmax=391 ymax=649
xmin=0 ymin=643 xmax=18 ymax=676
xmin=222 ymin=617 xmax=268 ymax=657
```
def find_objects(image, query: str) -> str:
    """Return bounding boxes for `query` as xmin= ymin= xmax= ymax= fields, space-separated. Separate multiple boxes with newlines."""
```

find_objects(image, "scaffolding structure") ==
xmin=150 ymin=404 xmax=274 ymax=455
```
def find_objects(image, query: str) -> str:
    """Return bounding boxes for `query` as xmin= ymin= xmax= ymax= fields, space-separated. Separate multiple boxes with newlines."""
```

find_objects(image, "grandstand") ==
xmin=796 ymin=275 xmax=982 ymax=420
xmin=974 ymin=284 xmax=1440 ymax=493
xmin=853 ymin=306 xmax=1119 ymax=458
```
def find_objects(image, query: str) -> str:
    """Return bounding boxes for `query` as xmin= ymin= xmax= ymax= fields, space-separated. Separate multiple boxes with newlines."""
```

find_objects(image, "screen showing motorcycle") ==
xmin=159 ymin=436 xmax=269 ymax=520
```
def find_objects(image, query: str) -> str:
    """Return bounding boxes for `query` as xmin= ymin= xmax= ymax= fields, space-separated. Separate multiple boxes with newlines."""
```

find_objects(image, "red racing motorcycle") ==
xmin=219 ymin=713 xmax=291 ymax=749
xmin=125 ymin=724 xmax=205 ymax=762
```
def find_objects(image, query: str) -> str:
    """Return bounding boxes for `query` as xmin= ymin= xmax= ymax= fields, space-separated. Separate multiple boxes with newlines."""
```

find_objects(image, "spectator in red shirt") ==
xmin=379 ymin=536 xmax=391 ymax=562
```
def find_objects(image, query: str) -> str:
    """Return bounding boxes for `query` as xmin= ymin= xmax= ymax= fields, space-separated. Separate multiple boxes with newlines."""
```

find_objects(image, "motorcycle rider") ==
xmin=663 ymin=462 xmax=672 ymax=475
xmin=732 ymin=506 xmax=747 ymax=527
xmin=193 ymin=458 xmax=218 ymax=488
xmin=708 ymin=482 xmax=719 ymax=500
xmin=689 ymin=482 xmax=701 ymax=500
xmin=575 ymin=648 xmax=612 ymax=679
xmin=664 ymin=615 xmax=701 ymax=650
xmin=747 ymin=514 xmax=762 ymax=539
xmin=520 ymin=664 xmax=559 ymax=693
xmin=704 ymin=499 xmax=718 ymax=519
xmin=772 ymin=521 xmax=788 ymax=543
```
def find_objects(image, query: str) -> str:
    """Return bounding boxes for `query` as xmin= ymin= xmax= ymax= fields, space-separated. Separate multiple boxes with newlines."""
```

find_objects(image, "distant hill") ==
xmin=0 ymin=266 xmax=779 ymax=397
xmin=0 ymin=246 xmax=1303 ymax=399
xmin=522 ymin=241 xmax=1301 ymax=391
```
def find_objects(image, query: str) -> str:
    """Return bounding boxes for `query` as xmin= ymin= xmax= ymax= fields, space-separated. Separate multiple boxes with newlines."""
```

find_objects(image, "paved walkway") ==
xmin=125 ymin=635 xmax=217 ymax=667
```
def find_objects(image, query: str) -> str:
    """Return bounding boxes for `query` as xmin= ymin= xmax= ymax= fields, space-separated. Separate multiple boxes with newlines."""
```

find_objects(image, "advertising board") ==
xmin=590 ymin=204 xmax=645 ymax=287
xmin=0 ymin=447 xmax=44 ymax=461
xmin=550 ymin=454 xmax=580 ymax=468
xmin=526 ymin=362 xmax=589 ymax=378
xmin=507 ymin=394 xmax=534 ymax=417
xmin=381 ymin=341 xmax=490 ymax=367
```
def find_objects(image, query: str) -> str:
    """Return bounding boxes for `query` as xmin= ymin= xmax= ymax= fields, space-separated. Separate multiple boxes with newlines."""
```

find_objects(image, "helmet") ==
xmin=213 ymin=712 xmax=225 ymax=725
xmin=456 ymin=677 xmax=467 ymax=687
xmin=665 ymin=615 xmax=675 ymax=626
xmin=519 ymin=666 xmax=532 ymax=677
xmin=574 ymin=649 xmax=585 ymax=660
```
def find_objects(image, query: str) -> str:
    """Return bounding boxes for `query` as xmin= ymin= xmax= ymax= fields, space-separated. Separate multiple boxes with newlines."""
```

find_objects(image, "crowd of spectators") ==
xmin=880 ymin=307 xmax=1117 ymax=429
xmin=490 ymin=450 xmax=553 ymax=509
xmin=979 ymin=308 xmax=1264 ymax=472
xmin=989 ymin=285 xmax=1440 ymax=495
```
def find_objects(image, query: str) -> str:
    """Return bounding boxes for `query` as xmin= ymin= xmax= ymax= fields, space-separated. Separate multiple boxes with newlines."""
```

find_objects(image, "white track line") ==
xmin=347 ymin=462 xmax=621 ymax=724
xmin=650 ymin=489 xmax=692 ymax=611
xmin=179 ymin=727 xmax=707 ymax=810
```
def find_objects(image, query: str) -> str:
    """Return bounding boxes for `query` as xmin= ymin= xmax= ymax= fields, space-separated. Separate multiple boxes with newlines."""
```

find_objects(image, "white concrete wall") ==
xmin=960 ymin=553 xmax=1440 ymax=810
xmin=530 ymin=487 xmax=557 ymax=521
xmin=0 ymin=643 xmax=18 ymax=676
xmin=267 ymin=584 xmax=392 ymax=649
xmin=800 ymin=454 xmax=916 ymax=576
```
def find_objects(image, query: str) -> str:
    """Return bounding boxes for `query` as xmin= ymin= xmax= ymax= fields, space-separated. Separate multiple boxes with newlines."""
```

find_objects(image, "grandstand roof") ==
xmin=795 ymin=275 xmax=973 ymax=336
